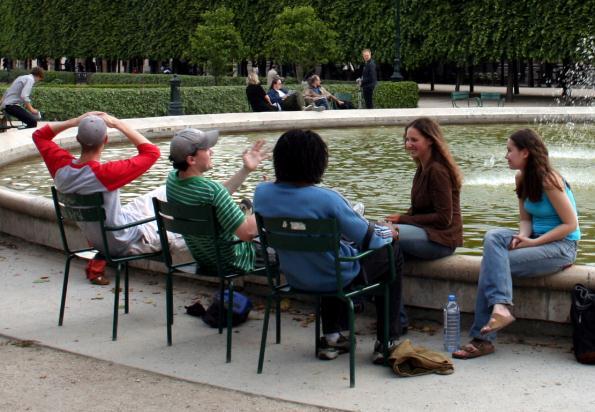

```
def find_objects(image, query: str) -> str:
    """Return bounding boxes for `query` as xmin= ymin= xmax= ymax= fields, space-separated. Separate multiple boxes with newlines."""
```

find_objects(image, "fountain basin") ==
xmin=1 ymin=107 xmax=593 ymax=325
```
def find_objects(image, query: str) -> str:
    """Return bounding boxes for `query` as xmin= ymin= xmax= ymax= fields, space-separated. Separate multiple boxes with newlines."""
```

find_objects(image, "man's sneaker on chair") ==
xmin=371 ymin=339 xmax=397 ymax=365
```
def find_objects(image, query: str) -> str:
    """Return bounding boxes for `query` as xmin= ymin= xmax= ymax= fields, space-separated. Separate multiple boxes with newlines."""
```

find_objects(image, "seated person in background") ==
xmin=33 ymin=112 xmax=161 ymax=285
xmin=303 ymin=75 xmax=353 ymax=110
xmin=254 ymin=129 xmax=403 ymax=363
xmin=386 ymin=117 xmax=464 ymax=332
xmin=1 ymin=67 xmax=44 ymax=128
xmin=267 ymin=77 xmax=319 ymax=111
xmin=246 ymin=72 xmax=277 ymax=112
xmin=267 ymin=77 xmax=301 ymax=111
xmin=166 ymin=128 xmax=269 ymax=274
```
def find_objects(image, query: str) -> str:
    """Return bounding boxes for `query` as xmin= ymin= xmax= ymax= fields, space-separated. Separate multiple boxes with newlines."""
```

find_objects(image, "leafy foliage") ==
xmin=188 ymin=7 xmax=247 ymax=81
xmin=266 ymin=6 xmax=339 ymax=78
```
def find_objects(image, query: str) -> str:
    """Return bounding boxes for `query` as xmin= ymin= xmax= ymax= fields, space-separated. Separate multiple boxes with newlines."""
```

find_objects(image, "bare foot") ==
xmin=480 ymin=304 xmax=515 ymax=335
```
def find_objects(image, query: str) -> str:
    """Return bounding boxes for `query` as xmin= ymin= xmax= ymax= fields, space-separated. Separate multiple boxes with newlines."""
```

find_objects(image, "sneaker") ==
xmin=89 ymin=275 xmax=110 ymax=286
xmin=313 ymin=105 xmax=325 ymax=112
xmin=352 ymin=202 xmax=365 ymax=217
xmin=317 ymin=346 xmax=339 ymax=360
xmin=371 ymin=339 xmax=397 ymax=365
xmin=304 ymin=104 xmax=315 ymax=111
xmin=318 ymin=333 xmax=352 ymax=360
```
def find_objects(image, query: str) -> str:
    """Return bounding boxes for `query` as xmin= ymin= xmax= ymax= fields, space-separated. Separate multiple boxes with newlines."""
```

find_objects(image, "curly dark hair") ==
xmin=273 ymin=129 xmax=328 ymax=184
xmin=509 ymin=129 xmax=562 ymax=201
xmin=403 ymin=117 xmax=463 ymax=190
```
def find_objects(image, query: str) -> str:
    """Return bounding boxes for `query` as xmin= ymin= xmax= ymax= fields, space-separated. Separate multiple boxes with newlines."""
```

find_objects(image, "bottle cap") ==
xmin=448 ymin=294 xmax=456 ymax=301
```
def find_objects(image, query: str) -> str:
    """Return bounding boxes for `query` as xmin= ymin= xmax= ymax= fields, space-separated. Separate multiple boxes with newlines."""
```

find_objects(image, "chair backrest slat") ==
xmin=59 ymin=205 xmax=104 ymax=222
xmin=53 ymin=188 xmax=105 ymax=223
xmin=153 ymin=199 xmax=218 ymax=237
xmin=256 ymin=215 xmax=340 ymax=253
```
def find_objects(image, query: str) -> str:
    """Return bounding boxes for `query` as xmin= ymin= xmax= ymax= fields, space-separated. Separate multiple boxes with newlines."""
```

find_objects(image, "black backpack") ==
xmin=570 ymin=284 xmax=595 ymax=364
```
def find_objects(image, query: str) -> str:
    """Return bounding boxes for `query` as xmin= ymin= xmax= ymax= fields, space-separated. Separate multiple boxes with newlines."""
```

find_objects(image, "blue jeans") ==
xmin=470 ymin=228 xmax=578 ymax=341
xmin=398 ymin=224 xmax=456 ymax=327
xmin=314 ymin=98 xmax=329 ymax=109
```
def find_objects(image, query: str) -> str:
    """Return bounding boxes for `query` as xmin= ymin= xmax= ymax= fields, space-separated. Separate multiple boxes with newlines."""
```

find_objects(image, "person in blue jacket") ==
xmin=254 ymin=129 xmax=403 ymax=363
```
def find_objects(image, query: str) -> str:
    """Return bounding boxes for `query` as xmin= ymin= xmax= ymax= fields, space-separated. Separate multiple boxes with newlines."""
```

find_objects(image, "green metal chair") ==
xmin=450 ymin=91 xmax=478 ymax=107
xmin=255 ymin=213 xmax=397 ymax=388
xmin=331 ymin=92 xmax=353 ymax=109
xmin=152 ymin=198 xmax=276 ymax=363
xmin=51 ymin=187 xmax=162 ymax=341
xmin=477 ymin=92 xmax=505 ymax=106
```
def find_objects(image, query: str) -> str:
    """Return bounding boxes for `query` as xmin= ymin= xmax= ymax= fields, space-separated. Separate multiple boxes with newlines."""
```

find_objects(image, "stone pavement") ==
xmin=1 ymin=232 xmax=594 ymax=411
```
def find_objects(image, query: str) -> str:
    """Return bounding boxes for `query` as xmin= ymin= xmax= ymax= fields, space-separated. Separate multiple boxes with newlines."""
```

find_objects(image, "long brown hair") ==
xmin=403 ymin=117 xmax=463 ymax=190
xmin=509 ymin=128 xmax=562 ymax=201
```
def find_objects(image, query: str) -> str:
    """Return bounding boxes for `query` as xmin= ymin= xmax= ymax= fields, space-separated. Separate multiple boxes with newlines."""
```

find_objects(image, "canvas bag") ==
xmin=388 ymin=339 xmax=454 ymax=377
xmin=570 ymin=284 xmax=595 ymax=364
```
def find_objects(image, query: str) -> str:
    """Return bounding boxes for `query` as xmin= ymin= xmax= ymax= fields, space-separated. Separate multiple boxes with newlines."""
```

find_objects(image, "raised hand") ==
xmin=242 ymin=139 xmax=270 ymax=172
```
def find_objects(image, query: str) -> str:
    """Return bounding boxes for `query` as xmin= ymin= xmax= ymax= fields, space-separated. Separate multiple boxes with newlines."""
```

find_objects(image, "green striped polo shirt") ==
xmin=166 ymin=170 xmax=255 ymax=274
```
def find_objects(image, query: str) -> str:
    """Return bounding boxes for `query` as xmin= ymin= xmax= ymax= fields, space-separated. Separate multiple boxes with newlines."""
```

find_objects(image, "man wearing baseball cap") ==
xmin=166 ymin=128 xmax=269 ymax=274
xmin=33 ymin=112 xmax=160 ymax=285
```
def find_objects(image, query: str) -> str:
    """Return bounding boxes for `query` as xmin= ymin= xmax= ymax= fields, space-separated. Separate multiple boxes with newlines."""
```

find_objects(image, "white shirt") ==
xmin=1 ymin=74 xmax=35 ymax=108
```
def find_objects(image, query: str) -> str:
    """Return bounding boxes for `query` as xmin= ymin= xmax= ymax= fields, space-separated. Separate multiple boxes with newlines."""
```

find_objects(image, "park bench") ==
xmin=450 ymin=91 xmax=478 ymax=107
xmin=477 ymin=92 xmax=505 ymax=106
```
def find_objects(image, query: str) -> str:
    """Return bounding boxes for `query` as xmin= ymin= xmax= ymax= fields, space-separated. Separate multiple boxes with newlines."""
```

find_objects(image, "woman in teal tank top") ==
xmin=454 ymin=129 xmax=580 ymax=359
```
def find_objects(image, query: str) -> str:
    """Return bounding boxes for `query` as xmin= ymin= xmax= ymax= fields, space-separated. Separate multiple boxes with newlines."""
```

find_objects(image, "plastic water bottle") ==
xmin=443 ymin=294 xmax=460 ymax=353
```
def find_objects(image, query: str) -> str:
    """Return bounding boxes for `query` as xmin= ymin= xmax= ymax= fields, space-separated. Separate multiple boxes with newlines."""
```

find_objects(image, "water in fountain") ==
xmin=1 ymin=124 xmax=593 ymax=264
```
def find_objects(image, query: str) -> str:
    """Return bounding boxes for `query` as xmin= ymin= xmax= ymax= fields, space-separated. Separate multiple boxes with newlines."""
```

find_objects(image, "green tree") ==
xmin=266 ymin=6 xmax=339 ymax=80
xmin=188 ymin=6 xmax=246 ymax=82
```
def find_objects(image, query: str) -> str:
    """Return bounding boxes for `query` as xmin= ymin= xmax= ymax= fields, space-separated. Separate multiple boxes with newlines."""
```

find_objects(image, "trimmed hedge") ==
xmin=1 ymin=70 xmax=297 ymax=87
xmin=374 ymin=81 xmax=419 ymax=108
xmin=0 ymin=69 xmax=75 ymax=84
xmin=312 ymin=81 xmax=419 ymax=108
xmin=87 ymin=73 xmax=298 ymax=86
xmin=1 ymin=81 xmax=418 ymax=121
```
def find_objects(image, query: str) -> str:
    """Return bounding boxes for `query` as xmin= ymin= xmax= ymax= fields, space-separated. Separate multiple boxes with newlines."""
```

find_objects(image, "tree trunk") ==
xmin=500 ymin=59 xmax=505 ymax=86
xmin=469 ymin=64 xmax=474 ymax=93
xmin=430 ymin=64 xmax=435 ymax=91
xmin=506 ymin=59 xmax=514 ymax=101
xmin=513 ymin=60 xmax=520 ymax=95
xmin=528 ymin=59 xmax=534 ymax=87
xmin=455 ymin=67 xmax=462 ymax=91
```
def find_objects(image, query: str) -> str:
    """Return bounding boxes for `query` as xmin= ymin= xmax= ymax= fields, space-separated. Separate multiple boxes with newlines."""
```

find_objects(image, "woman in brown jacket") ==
xmin=386 ymin=117 xmax=463 ymax=328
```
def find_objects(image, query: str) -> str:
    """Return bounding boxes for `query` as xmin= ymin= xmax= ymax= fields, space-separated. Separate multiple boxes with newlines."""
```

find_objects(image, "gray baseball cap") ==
xmin=169 ymin=128 xmax=219 ymax=162
xmin=77 ymin=115 xmax=107 ymax=147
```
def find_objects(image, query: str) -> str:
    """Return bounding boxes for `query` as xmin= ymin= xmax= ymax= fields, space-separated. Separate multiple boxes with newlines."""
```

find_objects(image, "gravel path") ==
xmin=0 ymin=337 xmax=340 ymax=412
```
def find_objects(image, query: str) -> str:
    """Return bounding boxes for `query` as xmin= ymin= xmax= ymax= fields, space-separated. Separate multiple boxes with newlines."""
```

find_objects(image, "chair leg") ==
xmin=383 ymin=284 xmax=390 ymax=366
xmin=218 ymin=280 xmax=225 ymax=335
xmin=275 ymin=271 xmax=281 ymax=344
xmin=124 ymin=263 xmax=129 ymax=314
xmin=347 ymin=299 xmax=356 ymax=388
xmin=58 ymin=255 xmax=73 ymax=326
xmin=315 ymin=297 xmax=321 ymax=357
xmin=166 ymin=270 xmax=173 ymax=346
xmin=257 ymin=294 xmax=272 ymax=374
xmin=112 ymin=263 xmax=121 ymax=341
xmin=226 ymin=281 xmax=234 ymax=363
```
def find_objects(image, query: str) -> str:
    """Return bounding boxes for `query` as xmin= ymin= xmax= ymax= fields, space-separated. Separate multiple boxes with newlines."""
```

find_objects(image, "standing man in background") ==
xmin=1 ymin=67 xmax=44 ymax=128
xmin=359 ymin=49 xmax=377 ymax=109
